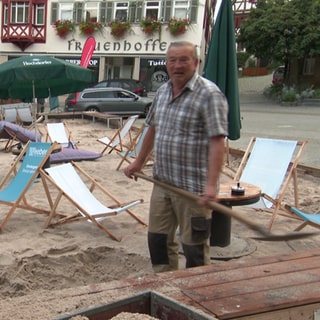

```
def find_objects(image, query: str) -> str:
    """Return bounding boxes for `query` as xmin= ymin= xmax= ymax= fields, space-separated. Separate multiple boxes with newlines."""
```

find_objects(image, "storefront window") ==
xmin=140 ymin=58 xmax=168 ymax=92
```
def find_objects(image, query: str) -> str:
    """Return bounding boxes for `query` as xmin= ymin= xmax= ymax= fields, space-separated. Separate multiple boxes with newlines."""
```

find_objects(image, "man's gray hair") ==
xmin=167 ymin=41 xmax=198 ymax=59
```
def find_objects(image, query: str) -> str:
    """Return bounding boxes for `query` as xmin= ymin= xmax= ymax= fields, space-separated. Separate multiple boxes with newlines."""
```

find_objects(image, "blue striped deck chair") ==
xmin=116 ymin=123 xmax=153 ymax=171
xmin=40 ymin=162 xmax=146 ymax=241
xmin=0 ymin=141 xmax=57 ymax=232
xmin=285 ymin=205 xmax=320 ymax=231
xmin=233 ymin=137 xmax=307 ymax=230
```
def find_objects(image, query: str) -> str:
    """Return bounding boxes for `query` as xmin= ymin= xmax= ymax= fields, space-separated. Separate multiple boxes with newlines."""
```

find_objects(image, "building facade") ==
xmin=0 ymin=0 xmax=211 ymax=93
xmin=0 ymin=0 xmax=259 ymax=94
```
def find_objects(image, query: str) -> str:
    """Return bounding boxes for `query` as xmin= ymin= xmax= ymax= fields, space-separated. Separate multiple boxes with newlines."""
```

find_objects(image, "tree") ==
xmin=238 ymin=0 xmax=320 ymax=85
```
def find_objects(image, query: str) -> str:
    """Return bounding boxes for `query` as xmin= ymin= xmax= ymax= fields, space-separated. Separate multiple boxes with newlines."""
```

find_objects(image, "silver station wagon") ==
xmin=65 ymin=87 xmax=153 ymax=117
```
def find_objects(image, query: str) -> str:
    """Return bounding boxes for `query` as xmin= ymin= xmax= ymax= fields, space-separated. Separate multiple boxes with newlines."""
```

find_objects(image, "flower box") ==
xmin=108 ymin=20 xmax=131 ymax=39
xmin=167 ymin=18 xmax=190 ymax=36
xmin=140 ymin=18 xmax=162 ymax=36
xmin=79 ymin=21 xmax=103 ymax=36
xmin=54 ymin=20 xmax=75 ymax=38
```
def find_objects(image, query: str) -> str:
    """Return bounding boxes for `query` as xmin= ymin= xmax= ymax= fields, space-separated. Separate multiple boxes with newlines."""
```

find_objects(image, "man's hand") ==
xmin=197 ymin=184 xmax=218 ymax=209
xmin=124 ymin=161 xmax=143 ymax=180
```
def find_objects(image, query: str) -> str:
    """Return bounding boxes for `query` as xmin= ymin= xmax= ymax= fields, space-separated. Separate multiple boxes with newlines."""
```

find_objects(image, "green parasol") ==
xmin=203 ymin=0 xmax=241 ymax=140
xmin=0 ymin=55 xmax=95 ymax=100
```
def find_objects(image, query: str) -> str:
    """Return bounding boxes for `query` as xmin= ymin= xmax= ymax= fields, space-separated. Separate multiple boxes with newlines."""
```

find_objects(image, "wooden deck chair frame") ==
xmin=222 ymin=137 xmax=237 ymax=179
xmin=45 ymin=121 xmax=77 ymax=148
xmin=233 ymin=137 xmax=307 ymax=230
xmin=116 ymin=123 xmax=154 ymax=171
xmin=97 ymin=115 xmax=139 ymax=154
xmin=0 ymin=141 xmax=58 ymax=232
xmin=1 ymin=124 xmax=22 ymax=152
xmin=40 ymin=161 xmax=147 ymax=241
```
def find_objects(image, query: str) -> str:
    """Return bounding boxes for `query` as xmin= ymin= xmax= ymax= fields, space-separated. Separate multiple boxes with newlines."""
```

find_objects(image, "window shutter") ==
xmin=162 ymin=0 xmax=172 ymax=22
xmin=51 ymin=2 xmax=58 ymax=24
xmin=73 ymin=2 xmax=84 ymax=23
xmin=129 ymin=1 xmax=142 ymax=22
xmin=106 ymin=2 xmax=113 ymax=23
xmin=128 ymin=2 xmax=137 ymax=22
xmin=190 ymin=0 xmax=198 ymax=22
xmin=100 ymin=1 xmax=107 ymax=23
xmin=136 ymin=1 xmax=143 ymax=22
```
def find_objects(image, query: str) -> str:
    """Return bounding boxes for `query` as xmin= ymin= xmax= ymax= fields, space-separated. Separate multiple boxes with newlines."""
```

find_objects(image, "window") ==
xmin=35 ymin=4 xmax=45 ymax=25
xmin=303 ymin=58 xmax=315 ymax=75
xmin=117 ymin=90 xmax=134 ymax=98
xmin=4 ymin=4 xmax=8 ymax=25
xmin=144 ymin=1 xmax=160 ymax=19
xmin=174 ymin=0 xmax=189 ymax=19
xmin=83 ymin=91 xmax=101 ymax=99
xmin=11 ymin=2 xmax=29 ymax=24
xmin=84 ymin=2 xmax=99 ymax=22
xmin=60 ymin=2 xmax=73 ymax=20
xmin=114 ymin=2 xmax=129 ymax=21
xmin=100 ymin=91 xmax=115 ymax=98
xmin=162 ymin=0 xmax=197 ymax=23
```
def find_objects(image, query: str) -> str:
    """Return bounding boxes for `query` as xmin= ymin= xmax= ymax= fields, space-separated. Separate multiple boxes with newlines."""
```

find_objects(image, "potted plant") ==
xmin=108 ymin=20 xmax=131 ymax=39
xmin=79 ymin=21 xmax=104 ymax=36
xmin=54 ymin=19 xmax=75 ymax=38
xmin=280 ymin=85 xmax=299 ymax=105
xmin=167 ymin=18 xmax=190 ymax=36
xmin=140 ymin=18 xmax=162 ymax=36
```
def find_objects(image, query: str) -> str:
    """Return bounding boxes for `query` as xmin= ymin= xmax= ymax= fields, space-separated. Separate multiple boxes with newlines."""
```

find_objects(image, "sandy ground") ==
xmin=0 ymin=117 xmax=319 ymax=320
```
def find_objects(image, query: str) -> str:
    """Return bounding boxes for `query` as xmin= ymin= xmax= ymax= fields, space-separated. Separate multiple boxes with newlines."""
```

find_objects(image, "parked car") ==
xmin=272 ymin=66 xmax=285 ymax=84
xmin=65 ymin=87 xmax=153 ymax=117
xmin=93 ymin=79 xmax=148 ymax=97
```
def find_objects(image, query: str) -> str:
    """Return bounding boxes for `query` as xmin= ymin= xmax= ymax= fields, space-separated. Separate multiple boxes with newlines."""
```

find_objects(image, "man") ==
xmin=125 ymin=41 xmax=228 ymax=272
xmin=37 ymin=98 xmax=45 ymax=113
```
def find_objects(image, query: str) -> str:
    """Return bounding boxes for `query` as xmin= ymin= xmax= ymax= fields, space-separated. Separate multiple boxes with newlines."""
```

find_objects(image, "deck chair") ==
xmin=97 ymin=115 xmax=139 ymax=154
xmin=285 ymin=205 xmax=320 ymax=231
xmin=44 ymin=121 xmax=102 ymax=163
xmin=233 ymin=137 xmax=307 ymax=230
xmin=116 ymin=123 xmax=153 ymax=171
xmin=16 ymin=105 xmax=33 ymax=125
xmin=45 ymin=122 xmax=77 ymax=148
xmin=0 ymin=120 xmax=42 ymax=152
xmin=40 ymin=162 xmax=147 ymax=241
xmin=3 ymin=106 xmax=17 ymax=123
xmin=0 ymin=141 xmax=57 ymax=232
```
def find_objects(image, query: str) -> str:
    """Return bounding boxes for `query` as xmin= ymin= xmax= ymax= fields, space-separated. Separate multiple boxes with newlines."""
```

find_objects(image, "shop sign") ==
xmin=64 ymin=58 xmax=99 ymax=66
xmin=67 ymin=39 xmax=168 ymax=54
xmin=148 ymin=59 xmax=166 ymax=66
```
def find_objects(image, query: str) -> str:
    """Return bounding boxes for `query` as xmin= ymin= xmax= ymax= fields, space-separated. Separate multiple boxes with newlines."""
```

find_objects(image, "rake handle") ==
xmin=134 ymin=173 xmax=269 ymax=237
xmin=134 ymin=173 xmax=320 ymax=241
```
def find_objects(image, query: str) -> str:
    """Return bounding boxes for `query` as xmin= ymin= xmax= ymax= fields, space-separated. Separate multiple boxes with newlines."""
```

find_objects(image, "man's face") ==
xmin=166 ymin=45 xmax=198 ymax=87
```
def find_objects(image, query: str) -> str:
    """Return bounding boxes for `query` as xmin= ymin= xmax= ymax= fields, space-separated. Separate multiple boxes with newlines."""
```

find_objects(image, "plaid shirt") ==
xmin=146 ymin=73 xmax=228 ymax=194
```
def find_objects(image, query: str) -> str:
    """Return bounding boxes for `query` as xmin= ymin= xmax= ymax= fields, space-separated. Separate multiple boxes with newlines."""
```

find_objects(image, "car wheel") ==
xmin=86 ymin=106 xmax=100 ymax=112
xmin=144 ymin=104 xmax=151 ymax=117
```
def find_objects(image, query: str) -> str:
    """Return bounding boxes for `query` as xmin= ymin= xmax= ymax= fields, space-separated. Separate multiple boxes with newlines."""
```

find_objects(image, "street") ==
xmin=229 ymin=93 xmax=320 ymax=168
